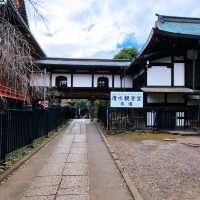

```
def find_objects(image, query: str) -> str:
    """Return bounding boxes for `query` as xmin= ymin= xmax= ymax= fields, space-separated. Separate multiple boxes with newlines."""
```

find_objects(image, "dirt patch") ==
xmin=107 ymin=132 xmax=200 ymax=200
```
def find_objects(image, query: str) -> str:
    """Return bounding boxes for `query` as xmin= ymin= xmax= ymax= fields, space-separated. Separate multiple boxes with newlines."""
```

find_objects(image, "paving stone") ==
xmin=38 ymin=164 xmax=64 ymax=176
xmin=23 ymin=186 xmax=58 ymax=197
xmin=56 ymin=194 xmax=89 ymax=200
xmin=70 ymin=147 xmax=87 ymax=154
xmin=30 ymin=176 xmax=62 ymax=188
xmin=53 ymin=148 xmax=70 ymax=154
xmin=63 ymin=163 xmax=88 ymax=176
xmin=58 ymin=176 xmax=89 ymax=195
xmin=74 ymin=136 xmax=87 ymax=143
xmin=72 ymin=143 xmax=87 ymax=148
xmin=47 ymin=154 xmax=67 ymax=163
xmin=21 ymin=196 xmax=55 ymax=200
xmin=67 ymin=153 xmax=88 ymax=163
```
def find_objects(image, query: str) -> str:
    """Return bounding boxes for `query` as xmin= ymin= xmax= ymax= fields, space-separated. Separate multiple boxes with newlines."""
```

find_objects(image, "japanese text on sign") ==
xmin=110 ymin=92 xmax=143 ymax=108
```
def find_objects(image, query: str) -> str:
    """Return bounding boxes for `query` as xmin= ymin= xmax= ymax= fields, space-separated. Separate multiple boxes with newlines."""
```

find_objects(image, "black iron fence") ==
xmin=0 ymin=107 xmax=71 ymax=162
xmin=98 ymin=106 xmax=200 ymax=131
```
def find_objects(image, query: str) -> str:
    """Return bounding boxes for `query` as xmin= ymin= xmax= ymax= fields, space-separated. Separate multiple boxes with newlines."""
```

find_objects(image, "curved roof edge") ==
xmin=129 ymin=14 xmax=200 ymax=68
xmin=156 ymin=14 xmax=200 ymax=24
xmin=7 ymin=0 xmax=46 ymax=58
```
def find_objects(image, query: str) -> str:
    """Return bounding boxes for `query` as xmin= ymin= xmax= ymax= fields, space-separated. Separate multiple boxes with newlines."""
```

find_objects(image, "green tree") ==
xmin=114 ymin=48 xmax=138 ymax=60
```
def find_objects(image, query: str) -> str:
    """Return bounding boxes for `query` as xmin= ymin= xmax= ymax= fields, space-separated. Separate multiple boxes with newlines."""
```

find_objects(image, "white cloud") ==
xmin=27 ymin=0 xmax=200 ymax=58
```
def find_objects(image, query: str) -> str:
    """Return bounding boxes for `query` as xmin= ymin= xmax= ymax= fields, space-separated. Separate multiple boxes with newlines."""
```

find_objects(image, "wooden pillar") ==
xmin=50 ymin=71 xmax=52 ymax=87
xmin=171 ymin=56 xmax=174 ymax=87
xmin=193 ymin=60 xmax=196 ymax=89
xmin=71 ymin=73 xmax=73 ymax=88
xmin=92 ymin=72 xmax=94 ymax=88
xmin=164 ymin=94 xmax=168 ymax=104
xmin=120 ymin=75 xmax=123 ymax=89
xmin=112 ymin=74 xmax=114 ymax=88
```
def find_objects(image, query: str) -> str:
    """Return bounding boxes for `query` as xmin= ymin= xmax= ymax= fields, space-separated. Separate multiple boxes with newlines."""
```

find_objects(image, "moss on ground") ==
xmin=0 ymin=136 xmax=49 ymax=175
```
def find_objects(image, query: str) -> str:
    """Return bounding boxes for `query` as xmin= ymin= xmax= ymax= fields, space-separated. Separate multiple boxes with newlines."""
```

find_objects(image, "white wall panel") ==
xmin=122 ymin=76 xmax=132 ymax=88
xmin=73 ymin=74 xmax=92 ymax=87
xmin=174 ymin=63 xmax=185 ymax=86
xmin=114 ymin=75 xmax=121 ymax=88
xmin=147 ymin=66 xmax=171 ymax=86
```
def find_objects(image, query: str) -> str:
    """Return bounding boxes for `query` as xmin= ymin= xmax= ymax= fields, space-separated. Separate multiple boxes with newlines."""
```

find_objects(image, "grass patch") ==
xmin=0 ymin=136 xmax=49 ymax=175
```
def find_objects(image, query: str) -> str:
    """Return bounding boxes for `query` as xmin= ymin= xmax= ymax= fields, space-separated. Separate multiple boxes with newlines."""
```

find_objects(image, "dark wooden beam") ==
xmin=171 ymin=56 xmax=174 ymax=86
xmin=71 ymin=73 xmax=73 ymax=88
xmin=92 ymin=73 xmax=94 ymax=88
xmin=112 ymin=74 xmax=114 ymax=88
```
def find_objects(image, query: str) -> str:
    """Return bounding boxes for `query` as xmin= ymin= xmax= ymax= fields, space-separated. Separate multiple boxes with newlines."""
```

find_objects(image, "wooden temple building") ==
xmin=129 ymin=14 xmax=200 ymax=107
xmin=0 ymin=0 xmax=45 ymax=106
xmin=122 ymin=14 xmax=200 ymax=130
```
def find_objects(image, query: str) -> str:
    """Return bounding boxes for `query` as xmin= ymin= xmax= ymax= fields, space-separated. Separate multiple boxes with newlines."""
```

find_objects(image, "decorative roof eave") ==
xmin=130 ymin=29 xmax=154 ymax=66
xmin=130 ymin=28 xmax=200 ymax=68
xmin=156 ymin=14 xmax=200 ymax=25
xmin=35 ymin=58 xmax=131 ymax=71
xmin=154 ymin=28 xmax=200 ymax=40
xmin=5 ymin=0 xmax=46 ymax=58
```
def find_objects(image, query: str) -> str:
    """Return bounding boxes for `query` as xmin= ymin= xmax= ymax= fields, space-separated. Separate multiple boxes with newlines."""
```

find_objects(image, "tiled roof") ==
xmin=35 ymin=58 xmax=131 ymax=67
xmin=156 ymin=14 xmax=200 ymax=36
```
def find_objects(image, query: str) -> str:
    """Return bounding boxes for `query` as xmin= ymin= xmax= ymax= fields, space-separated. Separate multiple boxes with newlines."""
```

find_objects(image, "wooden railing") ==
xmin=0 ymin=83 xmax=25 ymax=101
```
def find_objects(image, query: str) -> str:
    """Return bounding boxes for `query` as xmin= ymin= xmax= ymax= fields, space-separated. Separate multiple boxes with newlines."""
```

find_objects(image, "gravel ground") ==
xmin=107 ymin=133 xmax=200 ymax=200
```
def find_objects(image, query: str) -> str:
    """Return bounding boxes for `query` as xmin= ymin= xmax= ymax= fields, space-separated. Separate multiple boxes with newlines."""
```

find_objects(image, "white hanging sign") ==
xmin=110 ymin=92 xmax=143 ymax=108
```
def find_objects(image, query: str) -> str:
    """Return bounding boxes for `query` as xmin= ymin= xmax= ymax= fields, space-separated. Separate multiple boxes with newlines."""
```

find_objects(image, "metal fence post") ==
xmin=45 ymin=109 xmax=49 ymax=138
xmin=107 ymin=106 xmax=109 ymax=130
xmin=0 ymin=111 xmax=7 ymax=164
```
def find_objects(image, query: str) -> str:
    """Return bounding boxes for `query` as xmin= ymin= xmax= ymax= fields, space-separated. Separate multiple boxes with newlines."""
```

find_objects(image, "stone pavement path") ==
xmin=0 ymin=119 xmax=132 ymax=200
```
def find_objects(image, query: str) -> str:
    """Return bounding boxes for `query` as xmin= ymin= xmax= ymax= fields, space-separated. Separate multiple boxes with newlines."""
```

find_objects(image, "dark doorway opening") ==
xmin=56 ymin=76 xmax=68 ymax=88
xmin=97 ymin=77 xmax=109 ymax=89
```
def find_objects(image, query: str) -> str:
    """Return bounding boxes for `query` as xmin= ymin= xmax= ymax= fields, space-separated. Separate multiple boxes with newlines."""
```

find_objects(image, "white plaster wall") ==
xmin=147 ymin=94 xmax=165 ymax=103
xmin=174 ymin=63 xmax=185 ymax=86
xmin=122 ymin=76 xmax=133 ymax=88
xmin=94 ymin=74 xmax=112 ymax=88
xmin=167 ymin=94 xmax=184 ymax=103
xmin=52 ymin=74 xmax=71 ymax=87
xmin=73 ymin=74 xmax=92 ymax=87
xmin=114 ymin=75 xmax=121 ymax=88
xmin=30 ymin=73 xmax=50 ymax=87
xmin=147 ymin=66 xmax=171 ymax=86
xmin=152 ymin=57 xmax=171 ymax=63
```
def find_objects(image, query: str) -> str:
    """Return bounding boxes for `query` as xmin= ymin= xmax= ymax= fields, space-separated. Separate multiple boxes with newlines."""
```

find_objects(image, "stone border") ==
xmin=95 ymin=123 xmax=144 ymax=200
xmin=0 ymin=122 xmax=68 ymax=183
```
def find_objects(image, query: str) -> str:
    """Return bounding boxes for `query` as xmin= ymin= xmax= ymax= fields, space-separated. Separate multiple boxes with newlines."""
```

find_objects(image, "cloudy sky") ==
xmin=27 ymin=0 xmax=200 ymax=58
